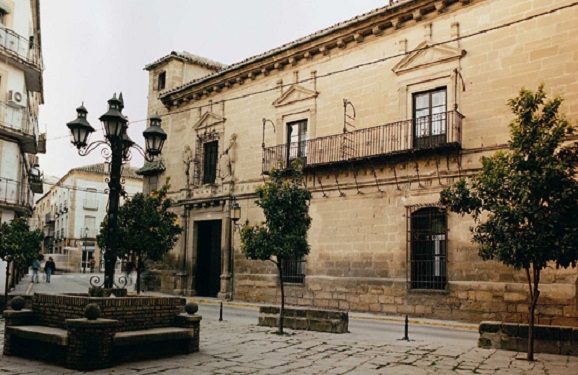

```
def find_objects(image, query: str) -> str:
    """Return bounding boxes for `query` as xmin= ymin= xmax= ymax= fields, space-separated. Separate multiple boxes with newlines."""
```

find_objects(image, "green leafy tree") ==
xmin=0 ymin=217 xmax=44 ymax=310
xmin=241 ymin=163 xmax=312 ymax=334
xmin=98 ymin=182 xmax=182 ymax=293
xmin=440 ymin=85 xmax=578 ymax=361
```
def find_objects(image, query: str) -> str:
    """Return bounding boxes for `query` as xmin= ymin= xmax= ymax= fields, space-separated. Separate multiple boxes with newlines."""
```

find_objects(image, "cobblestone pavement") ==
xmin=0 ymin=317 xmax=576 ymax=374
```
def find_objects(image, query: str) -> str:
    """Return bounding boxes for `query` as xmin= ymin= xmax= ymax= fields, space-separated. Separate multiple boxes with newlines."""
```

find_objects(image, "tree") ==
xmin=98 ymin=182 xmax=182 ymax=293
xmin=0 ymin=217 xmax=44 ymax=310
xmin=440 ymin=85 xmax=578 ymax=361
xmin=240 ymin=163 xmax=312 ymax=334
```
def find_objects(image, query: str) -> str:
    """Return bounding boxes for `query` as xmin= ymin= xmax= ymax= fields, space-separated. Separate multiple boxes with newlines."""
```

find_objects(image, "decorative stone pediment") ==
xmin=392 ymin=42 xmax=466 ymax=75
xmin=193 ymin=111 xmax=226 ymax=130
xmin=273 ymin=85 xmax=318 ymax=107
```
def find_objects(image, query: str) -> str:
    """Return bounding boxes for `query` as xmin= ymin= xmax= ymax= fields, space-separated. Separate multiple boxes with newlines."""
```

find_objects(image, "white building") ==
xmin=0 ymin=0 xmax=45 ymax=293
xmin=33 ymin=163 xmax=142 ymax=272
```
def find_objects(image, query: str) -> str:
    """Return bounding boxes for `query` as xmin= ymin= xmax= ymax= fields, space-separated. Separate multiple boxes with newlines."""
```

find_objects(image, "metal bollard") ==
xmin=219 ymin=301 xmax=223 ymax=322
xmin=399 ymin=314 xmax=410 ymax=341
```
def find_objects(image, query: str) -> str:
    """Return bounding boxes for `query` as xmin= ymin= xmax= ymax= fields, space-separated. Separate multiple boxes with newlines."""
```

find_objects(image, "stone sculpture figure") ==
xmin=219 ymin=133 xmax=237 ymax=181
xmin=182 ymin=145 xmax=193 ymax=188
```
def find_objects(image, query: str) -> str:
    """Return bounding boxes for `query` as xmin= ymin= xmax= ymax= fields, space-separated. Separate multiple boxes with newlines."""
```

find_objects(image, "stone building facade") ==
xmin=144 ymin=0 xmax=578 ymax=325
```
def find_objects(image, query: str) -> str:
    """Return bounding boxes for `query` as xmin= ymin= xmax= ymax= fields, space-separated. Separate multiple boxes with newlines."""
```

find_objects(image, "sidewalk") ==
xmin=1 ymin=315 xmax=576 ymax=374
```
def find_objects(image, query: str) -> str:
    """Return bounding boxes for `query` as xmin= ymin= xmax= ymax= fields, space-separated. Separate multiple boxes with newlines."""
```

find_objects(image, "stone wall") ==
xmin=479 ymin=321 xmax=578 ymax=356
xmin=32 ymin=293 xmax=183 ymax=331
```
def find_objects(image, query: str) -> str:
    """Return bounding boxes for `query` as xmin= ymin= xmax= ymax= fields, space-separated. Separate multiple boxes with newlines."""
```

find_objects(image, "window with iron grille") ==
xmin=413 ymin=87 xmax=447 ymax=149
xmin=407 ymin=206 xmax=447 ymax=290
xmin=281 ymin=258 xmax=305 ymax=284
xmin=286 ymin=120 xmax=308 ymax=167
xmin=202 ymin=140 xmax=218 ymax=184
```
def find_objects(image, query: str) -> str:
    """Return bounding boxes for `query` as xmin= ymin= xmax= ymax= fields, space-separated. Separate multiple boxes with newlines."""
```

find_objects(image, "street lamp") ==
xmin=66 ymin=93 xmax=167 ymax=288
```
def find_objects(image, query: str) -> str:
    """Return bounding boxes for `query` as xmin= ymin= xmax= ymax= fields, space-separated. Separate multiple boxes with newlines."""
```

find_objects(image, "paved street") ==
xmin=0 ymin=273 xmax=576 ymax=374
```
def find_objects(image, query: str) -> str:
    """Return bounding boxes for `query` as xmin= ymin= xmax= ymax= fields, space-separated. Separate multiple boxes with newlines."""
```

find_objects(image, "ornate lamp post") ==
xmin=66 ymin=94 xmax=167 ymax=288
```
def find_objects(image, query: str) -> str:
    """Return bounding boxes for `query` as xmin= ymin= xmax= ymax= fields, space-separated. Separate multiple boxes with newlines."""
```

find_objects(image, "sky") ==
xmin=38 ymin=0 xmax=388 ymax=179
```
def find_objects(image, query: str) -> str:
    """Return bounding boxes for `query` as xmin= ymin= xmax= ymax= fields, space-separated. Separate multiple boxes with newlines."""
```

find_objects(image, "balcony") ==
xmin=0 ymin=100 xmax=40 ymax=154
xmin=0 ymin=179 xmax=32 ymax=214
xmin=0 ymin=25 xmax=43 ymax=92
xmin=263 ymin=111 xmax=463 ymax=173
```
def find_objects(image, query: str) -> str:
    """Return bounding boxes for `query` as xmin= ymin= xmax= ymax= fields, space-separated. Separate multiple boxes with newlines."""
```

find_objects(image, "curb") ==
xmin=185 ymin=297 xmax=478 ymax=331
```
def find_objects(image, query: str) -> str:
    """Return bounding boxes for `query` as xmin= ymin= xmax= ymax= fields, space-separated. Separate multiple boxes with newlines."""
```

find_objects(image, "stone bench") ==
xmin=5 ymin=325 xmax=68 ymax=346
xmin=258 ymin=306 xmax=348 ymax=333
xmin=3 ymin=293 xmax=202 ymax=371
xmin=478 ymin=321 xmax=578 ymax=356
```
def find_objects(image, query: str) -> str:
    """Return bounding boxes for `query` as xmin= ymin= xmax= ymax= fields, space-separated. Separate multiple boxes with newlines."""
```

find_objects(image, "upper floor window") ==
xmin=286 ymin=119 xmax=307 ymax=167
xmin=413 ymin=88 xmax=447 ymax=149
xmin=202 ymin=140 xmax=218 ymax=184
xmin=157 ymin=71 xmax=166 ymax=91
xmin=0 ymin=10 xmax=6 ymax=25
xmin=408 ymin=206 xmax=447 ymax=290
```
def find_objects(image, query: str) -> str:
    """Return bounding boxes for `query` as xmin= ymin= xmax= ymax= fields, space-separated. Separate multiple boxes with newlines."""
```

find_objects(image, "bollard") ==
xmin=219 ymin=301 xmax=223 ymax=322
xmin=399 ymin=314 xmax=410 ymax=341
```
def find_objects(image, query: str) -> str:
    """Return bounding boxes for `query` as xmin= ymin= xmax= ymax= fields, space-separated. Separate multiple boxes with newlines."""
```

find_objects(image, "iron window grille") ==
xmin=406 ymin=205 xmax=447 ymax=290
xmin=193 ymin=130 xmax=220 ymax=186
xmin=281 ymin=258 xmax=305 ymax=284
xmin=413 ymin=87 xmax=447 ymax=149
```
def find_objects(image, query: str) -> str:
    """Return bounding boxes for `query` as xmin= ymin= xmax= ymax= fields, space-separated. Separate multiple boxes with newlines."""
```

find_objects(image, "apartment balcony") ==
xmin=262 ymin=111 xmax=463 ymax=173
xmin=0 ymin=178 xmax=33 ymax=214
xmin=0 ymin=100 xmax=41 ymax=154
xmin=45 ymin=212 xmax=55 ymax=223
xmin=0 ymin=25 xmax=43 ymax=92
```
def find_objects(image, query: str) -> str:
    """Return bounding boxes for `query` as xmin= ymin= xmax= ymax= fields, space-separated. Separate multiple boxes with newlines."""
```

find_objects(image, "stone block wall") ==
xmin=259 ymin=306 xmax=348 ymax=333
xmin=32 ymin=293 xmax=183 ymax=331
xmin=479 ymin=321 xmax=578 ymax=356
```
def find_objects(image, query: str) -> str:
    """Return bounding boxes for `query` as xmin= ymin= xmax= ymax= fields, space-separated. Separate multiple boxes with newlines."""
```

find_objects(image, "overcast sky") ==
xmin=38 ymin=0 xmax=387 ymax=179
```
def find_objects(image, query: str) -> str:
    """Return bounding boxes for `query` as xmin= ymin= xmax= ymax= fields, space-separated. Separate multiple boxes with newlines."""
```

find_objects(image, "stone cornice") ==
xmin=160 ymin=0 xmax=478 ymax=109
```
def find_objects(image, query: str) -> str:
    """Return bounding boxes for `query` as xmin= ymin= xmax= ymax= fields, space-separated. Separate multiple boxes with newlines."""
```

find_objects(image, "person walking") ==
xmin=44 ymin=257 xmax=56 ymax=283
xmin=125 ymin=260 xmax=134 ymax=285
xmin=31 ymin=258 xmax=41 ymax=283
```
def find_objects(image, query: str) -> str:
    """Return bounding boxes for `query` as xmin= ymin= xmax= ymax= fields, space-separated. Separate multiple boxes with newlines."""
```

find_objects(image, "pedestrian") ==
xmin=44 ymin=257 xmax=56 ymax=283
xmin=89 ymin=258 xmax=96 ymax=273
xmin=31 ymin=258 xmax=41 ymax=283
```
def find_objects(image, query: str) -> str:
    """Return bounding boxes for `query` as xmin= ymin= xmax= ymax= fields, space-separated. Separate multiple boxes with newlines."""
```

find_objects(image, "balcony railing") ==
xmin=0 ymin=25 xmax=43 ymax=71
xmin=263 ymin=111 xmax=463 ymax=173
xmin=0 ymin=179 xmax=31 ymax=209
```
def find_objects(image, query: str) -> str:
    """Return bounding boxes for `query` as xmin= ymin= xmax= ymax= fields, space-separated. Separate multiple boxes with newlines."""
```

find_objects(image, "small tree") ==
xmin=0 ymin=217 xmax=44 ymax=310
xmin=98 ymin=182 xmax=182 ymax=293
xmin=240 ymin=163 xmax=312 ymax=334
xmin=440 ymin=85 xmax=578 ymax=361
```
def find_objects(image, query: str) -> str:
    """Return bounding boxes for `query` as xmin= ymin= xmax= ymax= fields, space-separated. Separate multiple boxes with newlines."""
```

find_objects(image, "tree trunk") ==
xmin=277 ymin=260 xmax=285 ymax=334
xmin=526 ymin=266 xmax=541 ymax=361
xmin=3 ymin=261 xmax=10 ymax=311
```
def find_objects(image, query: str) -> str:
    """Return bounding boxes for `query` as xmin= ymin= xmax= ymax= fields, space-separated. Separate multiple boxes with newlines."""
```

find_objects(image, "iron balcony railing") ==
xmin=263 ymin=110 xmax=463 ymax=173
xmin=0 ymin=178 xmax=32 ymax=208
xmin=0 ymin=100 xmax=38 ymax=137
xmin=0 ymin=25 xmax=43 ymax=70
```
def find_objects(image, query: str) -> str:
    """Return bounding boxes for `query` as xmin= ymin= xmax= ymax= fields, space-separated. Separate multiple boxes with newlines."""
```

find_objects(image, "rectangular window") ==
xmin=407 ymin=206 xmax=447 ymax=290
xmin=157 ymin=71 xmax=166 ymax=91
xmin=286 ymin=119 xmax=308 ymax=167
xmin=281 ymin=258 xmax=305 ymax=284
xmin=202 ymin=141 xmax=218 ymax=184
xmin=413 ymin=88 xmax=447 ymax=149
